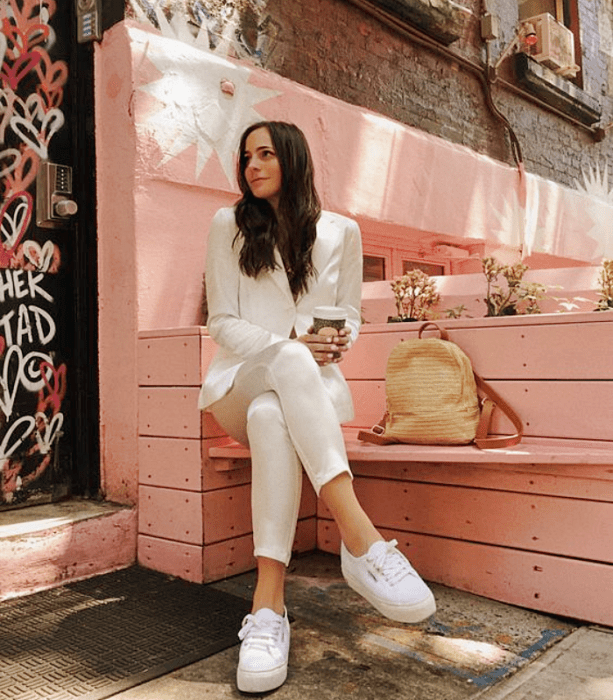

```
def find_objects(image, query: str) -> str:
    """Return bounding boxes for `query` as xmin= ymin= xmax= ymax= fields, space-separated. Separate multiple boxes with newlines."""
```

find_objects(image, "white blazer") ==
xmin=198 ymin=206 xmax=363 ymax=423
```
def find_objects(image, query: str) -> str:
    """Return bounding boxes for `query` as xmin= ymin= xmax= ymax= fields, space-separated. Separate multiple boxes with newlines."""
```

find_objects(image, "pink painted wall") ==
xmin=94 ymin=20 xmax=612 ymax=505
xmin=95 ymin=30 xmax=139 ymax=505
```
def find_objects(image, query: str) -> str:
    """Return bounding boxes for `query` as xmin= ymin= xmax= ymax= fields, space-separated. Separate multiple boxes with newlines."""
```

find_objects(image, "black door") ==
xmin=0 ymin=2 xmax=99 ymax=508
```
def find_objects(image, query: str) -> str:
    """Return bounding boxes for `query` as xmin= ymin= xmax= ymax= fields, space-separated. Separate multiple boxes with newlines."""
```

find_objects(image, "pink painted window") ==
xmin=363 ymin=255 xmax=386 ymax=282
xmin=402 ymin=261 xmax=445 ymax=277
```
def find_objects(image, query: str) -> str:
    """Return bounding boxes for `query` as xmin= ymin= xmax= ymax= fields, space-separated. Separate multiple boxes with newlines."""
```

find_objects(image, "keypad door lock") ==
xmin=36 ymin=162 xmax=78 ymax=229
xmin=76 ymin=0 xmax=102 ymax=42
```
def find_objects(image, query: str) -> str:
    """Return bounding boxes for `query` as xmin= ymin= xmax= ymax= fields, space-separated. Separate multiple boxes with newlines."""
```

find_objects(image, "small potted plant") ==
xmin=482 ymin=257 xmax=546 ymax=316
xmin=444 ymin=304 xmax=468 ymax=319
xmin=389 ymin=269 xmax=440 ymax=322
xmin=597 ymin=259 xmax=613 ymax=311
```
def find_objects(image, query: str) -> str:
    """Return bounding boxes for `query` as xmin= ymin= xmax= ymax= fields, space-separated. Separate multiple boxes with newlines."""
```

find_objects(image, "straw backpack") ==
xmin=358 ymin=322 xmax=523 ymax=449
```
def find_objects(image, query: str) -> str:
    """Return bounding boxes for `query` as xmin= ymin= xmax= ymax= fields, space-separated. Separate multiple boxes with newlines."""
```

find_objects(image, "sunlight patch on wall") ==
xmin=346 ymin=113 xmax=404 ymax=220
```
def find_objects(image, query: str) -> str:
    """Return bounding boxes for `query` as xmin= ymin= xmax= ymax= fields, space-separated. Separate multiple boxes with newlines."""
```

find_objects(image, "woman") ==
xmin=199 ymin=121 xmax=435 ymax=693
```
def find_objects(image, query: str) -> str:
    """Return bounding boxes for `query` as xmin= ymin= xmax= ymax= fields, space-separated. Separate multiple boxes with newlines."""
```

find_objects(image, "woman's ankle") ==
xmin=337 ymin=512 xmax=382 ymax=558
xmin=252 ymin=556 xmax=286 ymax=615
xmin=252 ymin=600 xmax=285 ymax=616
xmin=251 ymin=586 xmax=285 ymax=616
xmin=252 ymin=583 xmax=285 ymax=615
xmin=342 ymin=532 xmax=382 ymax=558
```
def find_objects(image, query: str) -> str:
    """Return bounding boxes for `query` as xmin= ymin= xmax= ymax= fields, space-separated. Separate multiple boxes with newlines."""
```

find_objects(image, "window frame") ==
xmin=361 ymin=240 xmax=451 ymax=282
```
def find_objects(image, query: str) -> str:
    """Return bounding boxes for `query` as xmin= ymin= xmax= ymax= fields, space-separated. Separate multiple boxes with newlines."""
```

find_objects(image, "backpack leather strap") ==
xmin=418 ymin=322 xmax=449 ymax=341
xmin=473 ymin=373 xmax=523 ymax=448
xmin=357 ymin=413 xmax=396 ymax=445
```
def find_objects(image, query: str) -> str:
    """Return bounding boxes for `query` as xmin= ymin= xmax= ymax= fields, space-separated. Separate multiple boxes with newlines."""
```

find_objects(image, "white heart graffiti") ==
xmin=0 ymin=346 xmax=55 ymax=419
xmin=23 ymin=239 xmax=55 ymax=272
xmin=0 ymin=415 xmax=35 ymax=461
xmin=9 ymin=93 xmax=65 ymax=160
xmin=34 ymin=411 xmax=64 ymax=455
xmin=0 ymin=410 xmax=64 ymax=462
xmin=0 ymin=345 xmax=22 ymax=421
xmin=0 ymin=192 xmax=31 ymax=250
xmin=0 ymin=147 xmax=20 ymax=179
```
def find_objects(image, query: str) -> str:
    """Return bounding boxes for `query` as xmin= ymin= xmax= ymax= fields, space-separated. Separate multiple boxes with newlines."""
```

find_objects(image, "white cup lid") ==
xmin=313 ymin=306 xmax=346 ymax=320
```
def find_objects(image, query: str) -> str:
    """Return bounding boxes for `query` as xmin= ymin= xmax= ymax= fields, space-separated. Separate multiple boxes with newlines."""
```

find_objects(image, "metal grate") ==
xmin=0 ymin=566 xmax=250 ymax=700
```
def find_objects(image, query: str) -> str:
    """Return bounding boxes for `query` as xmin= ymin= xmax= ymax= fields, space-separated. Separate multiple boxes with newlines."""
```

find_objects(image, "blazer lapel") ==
xmin=269 ymin=247 xmax=294 ymax=304
xmin=312 ymin=214 xmax=337 ymax=274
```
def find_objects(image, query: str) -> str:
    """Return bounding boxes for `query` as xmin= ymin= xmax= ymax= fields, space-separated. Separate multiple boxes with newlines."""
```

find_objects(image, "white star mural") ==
xmin=131 ymin=28 xmax=279 ymax=182
xmin=575 ymin=162 xmax=613 ymax=203
xmin=574 ymin=162 xmax=613 ymax=259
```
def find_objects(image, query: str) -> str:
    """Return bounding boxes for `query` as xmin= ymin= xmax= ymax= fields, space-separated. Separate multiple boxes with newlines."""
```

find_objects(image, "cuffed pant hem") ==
xmin=253 ymin=547 xmax=293 ymax=567
xmin=311 ymin=463 xmax=353 ymax=497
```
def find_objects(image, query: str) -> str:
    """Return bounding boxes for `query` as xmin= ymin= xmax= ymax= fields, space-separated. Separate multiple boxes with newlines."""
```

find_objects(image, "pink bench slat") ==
xmin=344 ymin=443 xmax=613 ymax=500
xmin=139 ymin=437 xmax=202 ymax=491
xmin=351 ymin=477 xmax=613 ymax=563
xmin=342 ymin=319 xmax=613 ymax=381
xmin=344 ymin=379 xmax=613 ymax=441
xmin=210 ymin=433 xmax=613 ymax=466
xmin=139 ymin=484 xmax=203 ymax=545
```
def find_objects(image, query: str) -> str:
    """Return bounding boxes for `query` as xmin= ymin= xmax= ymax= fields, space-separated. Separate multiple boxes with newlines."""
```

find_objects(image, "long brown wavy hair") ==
xmin=234 ymin=121 xmax=321 ymax=298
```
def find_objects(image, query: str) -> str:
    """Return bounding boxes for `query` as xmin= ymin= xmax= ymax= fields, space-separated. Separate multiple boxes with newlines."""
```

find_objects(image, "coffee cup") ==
xmin=312 ymin=306 xmax=347 ymax=344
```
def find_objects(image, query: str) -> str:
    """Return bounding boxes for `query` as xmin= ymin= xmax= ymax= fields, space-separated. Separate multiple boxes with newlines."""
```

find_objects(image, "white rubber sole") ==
xmin=343 ymin=569 xmax=437 ymax=623
xmin=237 ymin=663 xmax=288 ymax=693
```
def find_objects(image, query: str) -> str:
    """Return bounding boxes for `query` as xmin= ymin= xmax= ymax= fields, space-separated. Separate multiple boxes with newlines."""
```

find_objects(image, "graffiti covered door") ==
xmin=0 ymin=1 xmax=82 ymax=509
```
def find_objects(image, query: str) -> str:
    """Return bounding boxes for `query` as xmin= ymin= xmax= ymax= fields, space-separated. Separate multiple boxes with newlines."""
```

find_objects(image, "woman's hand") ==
xmin=297 ymin=326 xmax=351 ymax=366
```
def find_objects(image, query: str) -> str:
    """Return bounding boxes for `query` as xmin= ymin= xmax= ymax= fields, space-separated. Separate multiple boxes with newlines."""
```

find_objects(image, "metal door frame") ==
xmin=67 ymin=0 xmax=124 ymax=498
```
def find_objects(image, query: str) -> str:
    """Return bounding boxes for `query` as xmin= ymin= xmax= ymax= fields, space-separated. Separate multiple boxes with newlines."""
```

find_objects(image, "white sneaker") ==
xmin=236 ymin=607 xmax=290 ymax=693
xmin=341 ymin=539 xmax=436 ymax=623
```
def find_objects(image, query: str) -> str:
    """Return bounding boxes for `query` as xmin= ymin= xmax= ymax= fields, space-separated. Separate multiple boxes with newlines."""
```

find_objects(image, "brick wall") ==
xmin=260 ymin=0 xmax=612 ymax=189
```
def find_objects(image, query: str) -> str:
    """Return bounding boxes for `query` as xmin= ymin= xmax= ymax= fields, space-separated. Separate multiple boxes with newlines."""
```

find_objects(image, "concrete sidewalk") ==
xmin=107 ymin=553 xmax=613 ymax=700
xmin=474 ymin=627 xmax=613 ymax=700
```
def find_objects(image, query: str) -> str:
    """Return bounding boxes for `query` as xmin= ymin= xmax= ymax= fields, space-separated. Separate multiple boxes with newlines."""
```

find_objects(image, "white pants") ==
xmin=209 ymin=341 xmax=352 ymax=566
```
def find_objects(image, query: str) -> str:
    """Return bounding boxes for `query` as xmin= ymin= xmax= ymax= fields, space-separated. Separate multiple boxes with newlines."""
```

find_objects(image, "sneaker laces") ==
xmin=238 ymin=612 xmax=284 ymax=655
xmin=368 ymin=540 xmax=416 ymax=586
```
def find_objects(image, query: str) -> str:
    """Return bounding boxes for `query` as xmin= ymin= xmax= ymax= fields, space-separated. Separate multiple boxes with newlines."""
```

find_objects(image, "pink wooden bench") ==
xmin=137 ymin=309 xmax=613 ymax=626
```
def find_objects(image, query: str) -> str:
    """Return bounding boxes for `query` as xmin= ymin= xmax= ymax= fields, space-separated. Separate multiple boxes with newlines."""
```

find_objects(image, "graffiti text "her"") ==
xmin=0 ymin=269 xmax=54 ymax=304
